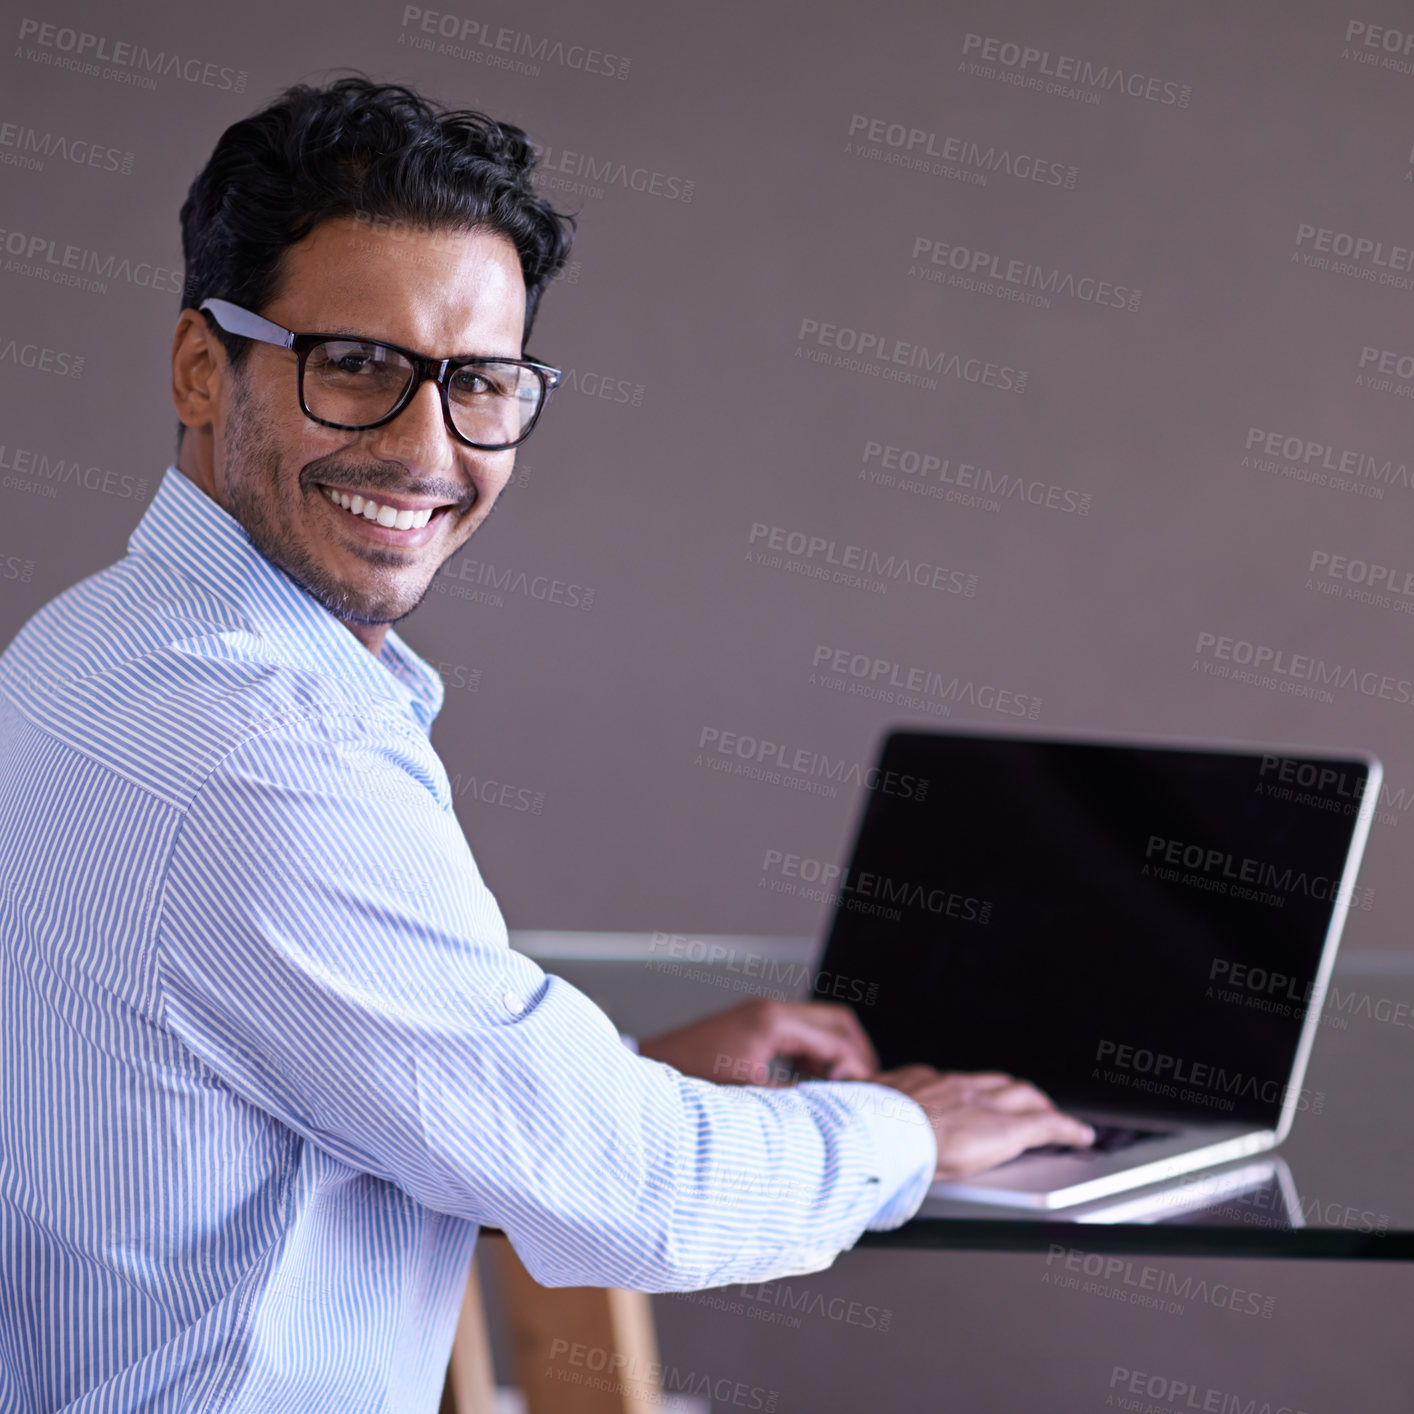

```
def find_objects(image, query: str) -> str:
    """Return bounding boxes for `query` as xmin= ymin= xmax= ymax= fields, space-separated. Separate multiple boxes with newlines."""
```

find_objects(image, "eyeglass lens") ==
xmin=303 ymin=338 xmax=542 ymax=446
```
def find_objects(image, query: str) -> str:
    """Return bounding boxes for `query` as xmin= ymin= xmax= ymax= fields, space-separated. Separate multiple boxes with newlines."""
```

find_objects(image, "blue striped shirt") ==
xmin=0 ymin=465 xmax=937 ymax=1413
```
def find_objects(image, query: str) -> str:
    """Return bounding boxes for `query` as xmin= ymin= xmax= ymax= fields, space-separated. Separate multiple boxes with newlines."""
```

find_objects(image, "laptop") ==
xmin=812 ymin=728 xmax=1379 ymax=1211
xmin=916 ymin=1154 xmax=1304 ymax=1226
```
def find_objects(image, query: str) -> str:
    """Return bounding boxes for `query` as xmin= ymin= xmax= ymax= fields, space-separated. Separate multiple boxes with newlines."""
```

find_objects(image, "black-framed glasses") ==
xmin=198 ymin=297 xmax=561 ymax=451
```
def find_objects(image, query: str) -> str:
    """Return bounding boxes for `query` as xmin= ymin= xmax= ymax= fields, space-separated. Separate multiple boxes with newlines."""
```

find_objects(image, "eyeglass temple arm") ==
xmin=198 ymin=298 xmax=295 ymax=350
xmin=202 ymin=298 xmax=560 ymax=398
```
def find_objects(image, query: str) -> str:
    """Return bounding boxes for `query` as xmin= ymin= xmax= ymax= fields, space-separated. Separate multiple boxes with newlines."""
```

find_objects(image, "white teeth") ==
xmin=323 ymin=486 xmax=435 ymax=531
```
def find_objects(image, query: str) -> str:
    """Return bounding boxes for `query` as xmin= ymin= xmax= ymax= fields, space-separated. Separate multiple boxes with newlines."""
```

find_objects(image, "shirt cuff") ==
xmin=618 ymin=1033 xmax=639 ymax=1055
xmin=839 ymin=1081 xmax=939 ymax=1230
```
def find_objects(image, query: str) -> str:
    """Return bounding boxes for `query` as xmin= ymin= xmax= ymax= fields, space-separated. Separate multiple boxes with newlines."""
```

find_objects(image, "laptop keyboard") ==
xmin=1024 ymin=1122 xmax=1172 ymax=1159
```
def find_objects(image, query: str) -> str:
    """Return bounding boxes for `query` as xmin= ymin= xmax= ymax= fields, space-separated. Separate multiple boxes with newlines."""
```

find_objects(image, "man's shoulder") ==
xmin=0 ymin=551 xmax=421 ymax=809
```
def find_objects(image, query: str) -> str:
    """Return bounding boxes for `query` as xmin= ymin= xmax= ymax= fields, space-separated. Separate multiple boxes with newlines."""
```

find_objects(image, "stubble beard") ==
xmin=220 ymin=375 xmax=437 ymax=629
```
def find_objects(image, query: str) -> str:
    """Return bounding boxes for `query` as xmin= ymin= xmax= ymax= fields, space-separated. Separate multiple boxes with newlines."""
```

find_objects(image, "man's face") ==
xmin=204 ymin=215 xmax=528 ymax=635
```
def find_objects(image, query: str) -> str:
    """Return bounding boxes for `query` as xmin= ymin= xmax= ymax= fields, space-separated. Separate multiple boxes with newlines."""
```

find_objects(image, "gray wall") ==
xmin=3 ymin=0 xmax=1413 ymax=1407
xmin=6 ymin=0 xmax=1414 ymax=948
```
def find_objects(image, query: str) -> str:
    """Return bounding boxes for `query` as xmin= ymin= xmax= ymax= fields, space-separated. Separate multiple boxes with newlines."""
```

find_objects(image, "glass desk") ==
xmin=512 ymin=932 xmax=1414 ymax=1261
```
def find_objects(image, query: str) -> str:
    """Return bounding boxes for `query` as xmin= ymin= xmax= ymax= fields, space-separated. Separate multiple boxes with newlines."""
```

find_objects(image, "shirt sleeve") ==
xmin=846 ymin=1081 xmax=938 ymax=1231
xmin=154 ymin=709 xmax=935 ymax=1292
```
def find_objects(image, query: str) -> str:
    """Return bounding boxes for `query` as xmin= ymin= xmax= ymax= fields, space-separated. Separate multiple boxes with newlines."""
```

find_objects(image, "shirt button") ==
xmin=503 ymin=991 xmax=525 ymax=1016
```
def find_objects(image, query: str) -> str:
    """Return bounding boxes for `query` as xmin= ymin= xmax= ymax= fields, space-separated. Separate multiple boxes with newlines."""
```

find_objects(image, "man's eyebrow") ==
xmin=322 ymin=327 xmax=522 ymax=360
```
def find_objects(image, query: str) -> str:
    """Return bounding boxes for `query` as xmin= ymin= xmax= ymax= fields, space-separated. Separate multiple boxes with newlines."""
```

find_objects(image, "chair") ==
xmin=441 ymin=1229 xmax=664 ymax=1414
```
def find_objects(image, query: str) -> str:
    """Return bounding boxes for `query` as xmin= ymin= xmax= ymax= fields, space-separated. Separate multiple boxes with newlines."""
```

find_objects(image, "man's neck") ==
xmin=343 ymin=620 xmax=388 ymax=656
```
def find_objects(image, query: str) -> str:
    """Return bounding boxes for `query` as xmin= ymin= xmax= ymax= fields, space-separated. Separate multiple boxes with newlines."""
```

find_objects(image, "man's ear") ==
xmin=171 ymin=307 xmax=226 ymax=435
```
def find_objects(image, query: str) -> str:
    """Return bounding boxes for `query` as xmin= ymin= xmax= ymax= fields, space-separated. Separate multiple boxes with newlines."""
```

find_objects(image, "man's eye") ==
xmin=314 ymin=342 xmax=398 ymax=379
xmin=452 ymin=368 xmax=496 ymax=395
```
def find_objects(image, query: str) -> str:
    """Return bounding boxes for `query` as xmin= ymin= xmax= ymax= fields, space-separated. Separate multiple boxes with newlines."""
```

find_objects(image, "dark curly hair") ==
xmin=177 ymin=73 xmax=574 ymax=402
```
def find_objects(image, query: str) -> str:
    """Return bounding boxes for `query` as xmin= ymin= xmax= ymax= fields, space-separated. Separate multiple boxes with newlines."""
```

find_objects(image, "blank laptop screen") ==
xmin=818 ymin=731 xmax=1372 ymax=1127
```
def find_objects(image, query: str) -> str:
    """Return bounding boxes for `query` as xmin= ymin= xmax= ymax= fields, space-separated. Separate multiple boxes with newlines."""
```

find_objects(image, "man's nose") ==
xmin=359 ymin=376 xmax=459 ymax=471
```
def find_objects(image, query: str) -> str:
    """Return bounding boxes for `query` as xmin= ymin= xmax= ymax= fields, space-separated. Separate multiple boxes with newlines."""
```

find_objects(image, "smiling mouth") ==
xmin=319 ymin=484 xmax=456 ymax=531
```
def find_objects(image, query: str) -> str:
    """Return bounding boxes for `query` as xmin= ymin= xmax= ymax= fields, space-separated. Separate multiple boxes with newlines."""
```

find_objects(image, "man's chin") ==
xmin=296 ymin=569 xmax=432 ymax=630
xmin=239 ymin=509 xmax=441 ymax=631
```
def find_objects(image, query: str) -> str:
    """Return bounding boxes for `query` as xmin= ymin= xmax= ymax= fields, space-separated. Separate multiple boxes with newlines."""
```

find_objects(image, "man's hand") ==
xmin=872 ymin=1065 xmax=1096 ymax=1180
xmin=638 ymin=999 xmax=879 ymax=1085
xmin=636 ymin=1002 xmax=1094 ymax=1182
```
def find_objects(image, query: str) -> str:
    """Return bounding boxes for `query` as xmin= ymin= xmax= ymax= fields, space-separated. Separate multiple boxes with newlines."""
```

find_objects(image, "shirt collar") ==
xmin=128 ymin=466 xmax=445 ymax=733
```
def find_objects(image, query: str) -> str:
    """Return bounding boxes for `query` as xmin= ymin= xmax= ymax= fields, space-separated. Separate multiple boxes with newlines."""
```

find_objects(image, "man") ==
xmin=0 ymin=77 xmax=1092 ymax=1411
